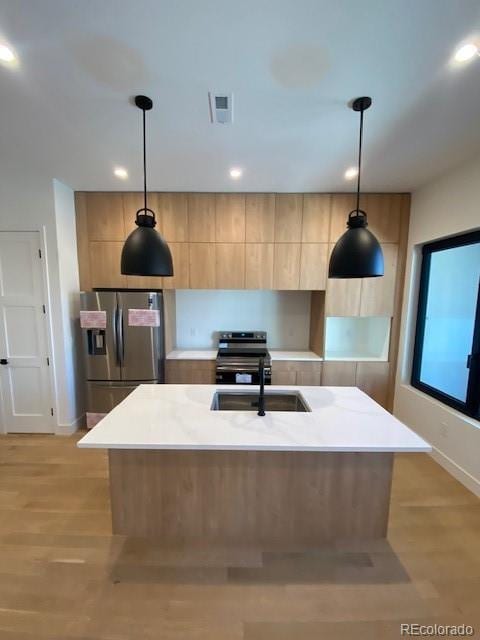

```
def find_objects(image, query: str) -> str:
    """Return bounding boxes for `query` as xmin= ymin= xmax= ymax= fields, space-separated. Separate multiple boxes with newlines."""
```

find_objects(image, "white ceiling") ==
xmin=1 ymin=0 xmax=480 ymax=192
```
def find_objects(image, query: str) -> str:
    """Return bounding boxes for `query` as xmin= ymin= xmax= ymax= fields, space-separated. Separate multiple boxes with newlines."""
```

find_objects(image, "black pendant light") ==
xmin=121 ymin=95 xmax=174 ymax=277
xmin=329 ymin=97 xmax=384 ymax=279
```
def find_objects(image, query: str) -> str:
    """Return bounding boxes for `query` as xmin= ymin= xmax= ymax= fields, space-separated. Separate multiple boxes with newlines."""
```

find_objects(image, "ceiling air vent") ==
xmin=208 ymin=92 xmax=233 ymax=124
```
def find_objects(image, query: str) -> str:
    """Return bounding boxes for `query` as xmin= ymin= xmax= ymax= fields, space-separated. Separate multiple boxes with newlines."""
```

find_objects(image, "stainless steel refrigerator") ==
xmin=80 ymin=290 xmax=165 ymax=427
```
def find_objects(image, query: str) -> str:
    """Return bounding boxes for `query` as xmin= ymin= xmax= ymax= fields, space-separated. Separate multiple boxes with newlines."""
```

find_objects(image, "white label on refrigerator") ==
xmin=236 ymin=373 xmax=252 ymax=384
xmin=80 ymin=310 xmax=107 ymax=329
xmin=128 ymin=309 xmax=161 ymax=327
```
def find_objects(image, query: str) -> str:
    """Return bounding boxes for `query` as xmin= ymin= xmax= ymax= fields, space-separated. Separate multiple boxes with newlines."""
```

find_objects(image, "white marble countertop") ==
xmin=166 ymin=349 xmax=323 ymax=361
xmin=77 ymin=384 xmax=431 ymax=453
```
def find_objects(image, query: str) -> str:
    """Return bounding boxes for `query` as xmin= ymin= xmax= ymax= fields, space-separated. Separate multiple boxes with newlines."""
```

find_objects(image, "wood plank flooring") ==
xmin=0 ymin=433 xmax=478 ymax=639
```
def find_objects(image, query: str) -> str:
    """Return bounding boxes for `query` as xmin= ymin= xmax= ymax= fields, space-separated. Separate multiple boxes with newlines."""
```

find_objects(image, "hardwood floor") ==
xmin=0 ymin=433 xmax=478 ymax=639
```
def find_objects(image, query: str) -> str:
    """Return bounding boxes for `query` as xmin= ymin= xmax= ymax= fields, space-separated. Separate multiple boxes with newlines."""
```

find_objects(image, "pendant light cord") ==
xmin=142 ymin=107 xmax=148 ymax=212
xmin=355 ymin=107 xmax=364 ymax=214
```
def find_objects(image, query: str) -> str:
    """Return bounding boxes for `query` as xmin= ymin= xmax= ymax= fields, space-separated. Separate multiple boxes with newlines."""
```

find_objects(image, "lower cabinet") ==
xmin=321 ymin=361 xmax=390 ymax=409
xmin=271 ymin=361 xmax=322 ymax=386
xmin=165 ymin=360 xmax=216 ymax=384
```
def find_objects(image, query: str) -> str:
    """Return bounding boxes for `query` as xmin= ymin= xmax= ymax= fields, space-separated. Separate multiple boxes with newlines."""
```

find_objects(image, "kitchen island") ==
xmin=78 ymin=384 xmax=430 ymax=545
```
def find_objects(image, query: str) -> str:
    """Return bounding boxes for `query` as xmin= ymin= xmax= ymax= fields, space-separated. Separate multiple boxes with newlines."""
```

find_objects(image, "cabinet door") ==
xmin=360 ymin=244 xmax=398 ymax=316
xmin=165 ymin=360 xmax=215 ymax=384
xmin=215 ymin=243 xmax=245 ymax=289
xmin=188 ymin=194 xmax=216 ymax=242
xmin=299 ymin=244 xmax=328 ymax=290
xmin=302 ymin=194 xmax=330 ymax=242
xmin=355 ymin=362 xmax=390 ymax=408
xmin=273 ymin=244 xmax=301 ymax=289
xmin=329 ymin=194 xmax=356 ymax=243
xmin=321 ymin=362 xmax=357 ymax=386
xmin=274 ymin=194 xmax=303 ymax=242
xmin=162 ymin=243 xmax=189 ymax=289
xmin=86 ymin=193 xmax=125 ymax=241
xmin=245 ymin=194 xmax=275 ymax=242
xmin=325 ymin=245 xmax=362 ymax=316
xmin=245 ymin=243 xmax=274 ymax=289
xmin=159 ymin=193 xmax=188 ymax=242
xmin=189 ymin=243 xmax=216 ymax=289
xmin=360 ymin=194 xmax=406 ymax=243
xmin=122 ymin=192 xmax=162 ymax=238
xmin=89 ymin=242 xmax=127 ymax=289
xmin=296 ymin=362 xmax=322 ymax=385
xmin=215 ymin=194 xmax=246 ymax=242
xmin=271 ymin=362 xmax=297 ymax=385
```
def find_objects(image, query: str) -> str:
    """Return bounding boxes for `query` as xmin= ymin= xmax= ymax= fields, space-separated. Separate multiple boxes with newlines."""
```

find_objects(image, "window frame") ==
xmin=411 ymin=230 xmax=480 ymax=419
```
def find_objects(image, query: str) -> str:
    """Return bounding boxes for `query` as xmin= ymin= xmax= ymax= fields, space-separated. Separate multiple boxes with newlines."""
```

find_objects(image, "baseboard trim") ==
xmin=430 ymin=447 xmax=480 ymax=497
xmin=55 ymin=414 xmax=85 ymax=436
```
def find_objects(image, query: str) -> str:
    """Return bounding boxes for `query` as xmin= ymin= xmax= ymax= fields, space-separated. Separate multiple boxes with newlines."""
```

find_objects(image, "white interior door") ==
xmin=0 ymin=231 xmax=53 ymax=433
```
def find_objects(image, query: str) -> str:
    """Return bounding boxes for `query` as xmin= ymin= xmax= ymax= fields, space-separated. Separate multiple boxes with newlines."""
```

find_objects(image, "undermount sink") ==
xmin=211 ymin=391 xmax=311 ymax=412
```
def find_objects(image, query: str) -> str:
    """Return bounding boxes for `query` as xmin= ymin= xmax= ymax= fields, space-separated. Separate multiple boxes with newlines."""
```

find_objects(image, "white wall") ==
xmin=0 ymin=167 xmax=81 ymax=434
xmin=394 ymin=153 xmax=480 ymax=496
xmin=175 ymin=290 xmax=311 ymax=349
xmin=52 ymin=180 xmax=83 ymax=429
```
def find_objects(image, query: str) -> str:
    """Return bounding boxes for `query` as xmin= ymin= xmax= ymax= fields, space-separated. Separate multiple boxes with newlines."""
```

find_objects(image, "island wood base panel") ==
xmin=108 ymin=449 xmax=393 ymax=545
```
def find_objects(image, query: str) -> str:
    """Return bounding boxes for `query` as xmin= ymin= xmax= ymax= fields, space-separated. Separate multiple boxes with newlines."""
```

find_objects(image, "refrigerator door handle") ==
xmin=113 ymin=307 xmax=121 ymax=367
xmin=118 ymin=306 xmax=125 ymax=366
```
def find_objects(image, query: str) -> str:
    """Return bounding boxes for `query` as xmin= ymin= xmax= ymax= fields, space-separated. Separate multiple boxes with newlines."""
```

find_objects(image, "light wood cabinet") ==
xmin=272 ymin=361 xmax=322 ymax=385
xmin=126 ymin=274 xmax=163 ymax=289
xmin=159 ymin=193 xmax=188 ymax=242
xmin=89 ymin=241 xmax=126 ymax=289
xmin=302 ymin=194 xmax=330 ymax=242
xmin=359 ymin=194 xmax=407 ymax=243
xmin=85 ymin=193 xmax=125 ymax=241
xmin=215 ymin=194 xmax=245 ymax=242
xmin=355 ymin=362 xmax=390 ymax=407
xmin=271 ymin=361 xmax=298 ymax=385
xmin=189 ymin=243 xmax=216 ymax=289
xmin=245 ymin=243 xmax=274 ymax=289
xmin=123 ymin=192 xmax=162 ymax=238
xmin=188 ymin=194 xmax=216 ymax=242
xmin=162 ymin=243 xmax=189 ymax=289
xmin=273 ymin=243 xmax=301 ymax=289
xmin=215 ymin=243 xmax=245 ymax=289
xmin=165 ymin=359 xmax=215 ymax=384
xmin=245 ymin=194 xmax=275 ymax=242
xmin=299 ymin=243 xmax=328 ymax=290
xmin=329 ymin=194 xmax=356 ymax=242
xmin=321 ymin=361 xmax=357 ymax=386
xmin=75 ymin=192 xmax=92 ymax=291
xmin=274 ymin=194 xmax=303 ymax=242
xmin=325 ymin=253 xmax=362 ymax=316
xmin=360 ymin=244 xmax=398 ymax=316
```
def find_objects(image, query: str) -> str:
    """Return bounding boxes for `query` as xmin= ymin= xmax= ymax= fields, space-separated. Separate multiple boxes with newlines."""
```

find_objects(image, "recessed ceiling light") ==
xmin=229 ymin=167 xmax=242 ymax=179
xmin=344 ymin=166 xmax=358 ymax=180
xmin=453 ymin=42 xmax=479 ymax=63
xmin=0 ymin=44 xmax=16 ymax=64
xmin=114 ymin=167 xmax=128 ymax=180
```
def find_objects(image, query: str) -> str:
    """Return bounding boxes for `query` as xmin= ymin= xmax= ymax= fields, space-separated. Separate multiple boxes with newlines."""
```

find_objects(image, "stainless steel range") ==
xmin=215 ymin=331 xmax=272 ymax=385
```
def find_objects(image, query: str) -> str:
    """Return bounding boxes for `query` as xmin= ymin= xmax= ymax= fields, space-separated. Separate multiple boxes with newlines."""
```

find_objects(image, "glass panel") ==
xmin=420 ymin=242 xmax=480 ymax=402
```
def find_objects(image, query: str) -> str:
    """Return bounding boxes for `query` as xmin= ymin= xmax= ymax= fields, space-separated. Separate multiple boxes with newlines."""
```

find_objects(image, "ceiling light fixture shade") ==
xmin=329 ymin=96 xmax=384 ymax=279
xmin=121 ymin=95 xmax=173 ymax=277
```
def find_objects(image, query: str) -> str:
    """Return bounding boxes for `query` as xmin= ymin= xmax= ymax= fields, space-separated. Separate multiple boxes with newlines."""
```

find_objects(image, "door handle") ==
xmin=0 ymin=359 xmax=8 ymax=365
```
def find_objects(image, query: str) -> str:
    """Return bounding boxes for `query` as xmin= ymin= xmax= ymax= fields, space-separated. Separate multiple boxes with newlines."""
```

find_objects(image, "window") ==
xmin=412 ymin=230 xmax=480 ymax=419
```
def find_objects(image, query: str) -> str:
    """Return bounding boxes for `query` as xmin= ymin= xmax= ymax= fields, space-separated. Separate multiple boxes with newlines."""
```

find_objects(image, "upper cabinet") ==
xmin=274 ymin=194 xmax=303 ymax=243
xmin=160 ymin=193 xmax=188 ymax=242
xmin=188 ymin=194 xmax=216 ymax=242
xmin=215 ymin=194 xmax=246 ymax=242
xmin=302 ymin=194 xmax=330 ymax=243
xmin=245 ymin=194 xmax=275 ymax=242
xmin=85 ymin=193 xmax=125 ymax=241
xmin=76 ymin=192 xmax=409 ymax=305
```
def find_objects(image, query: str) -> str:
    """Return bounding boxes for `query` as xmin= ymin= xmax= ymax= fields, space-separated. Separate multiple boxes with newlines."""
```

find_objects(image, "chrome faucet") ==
xmin=257 ymin=356 xmax=266 ymax=416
